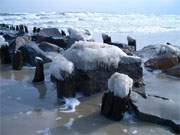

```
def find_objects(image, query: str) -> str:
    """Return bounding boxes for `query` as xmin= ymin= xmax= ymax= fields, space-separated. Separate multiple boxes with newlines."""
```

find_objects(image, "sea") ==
xmin=0 ymin=12 xmax=180 ymax=49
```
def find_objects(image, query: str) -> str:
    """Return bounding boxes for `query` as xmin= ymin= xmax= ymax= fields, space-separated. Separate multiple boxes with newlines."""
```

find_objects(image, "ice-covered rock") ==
xmin=159 ymin=44 xmax=180 ymax=57
xmin=68 ymin=28 xmax=93 ymax=41
xmin=52 ymin=41 xmax=143 ymax=98
xmin=108 ymin=72 xmax=133 ymax=98
xmin=63 ymin=41 xmax=141 ymax=71
xmin=137 ymin=44 xmax=180 ymax=60
xmin=49 ymin=54 xmax=74 ymax=80
xmin=18 ymin=42 xmax=52 ymax=66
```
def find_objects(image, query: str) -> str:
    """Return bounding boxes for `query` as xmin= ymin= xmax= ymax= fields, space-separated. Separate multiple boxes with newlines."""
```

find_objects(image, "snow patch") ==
xmin=49 ymin=54 xmax=74 ymax=80
xmin=108 ymin=72 xmax=133 ymax=98
xmin=59 ymin=98 xmax=80 ymax=113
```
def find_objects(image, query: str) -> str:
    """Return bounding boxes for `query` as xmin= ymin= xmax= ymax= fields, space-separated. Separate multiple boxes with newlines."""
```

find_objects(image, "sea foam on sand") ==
xmin=59 ymin=98 xmax=80 ymax=113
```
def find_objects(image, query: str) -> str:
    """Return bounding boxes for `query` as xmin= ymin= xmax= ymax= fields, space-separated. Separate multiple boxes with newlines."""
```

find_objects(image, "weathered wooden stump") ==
xmin=101 ymin=92 xmax=130 ymax=121
xmin=33 ymin=57 xmax=45 ymax=82
xmin=12 ymin=50 xmax=23 ymax=70
xmin=101 ymin=72 xmax=133 ymax=121
xmin=102 ymin=33 xmax=111 ymax=44
xmin=0 ymin=43 xmax=11 ymax=64
xmin=127 ymin=36 xmax=136 ymax=51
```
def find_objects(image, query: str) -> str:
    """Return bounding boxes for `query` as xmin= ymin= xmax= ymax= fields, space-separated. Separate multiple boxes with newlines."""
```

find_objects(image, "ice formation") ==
xmin=0 ymin=35 xmax=5 ymax=42
xmin=68 ymin=28 xmax=92 ymax=41
xmin=49 ymin=54 xmax=74 ymax=80
xmin=159 ymin=44 xmax=180 ymax=56
xmin=108 ymin=72 xmax=133 ymax=98
xmin=0 ymin=35 xmax=9 ymax=46
xmin=63 ymin=41 xmax=141 ymax=71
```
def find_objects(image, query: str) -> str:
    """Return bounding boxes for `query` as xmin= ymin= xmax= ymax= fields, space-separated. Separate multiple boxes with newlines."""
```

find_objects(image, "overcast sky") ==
xmin=0 ymin=0 xmax=180 ymax=14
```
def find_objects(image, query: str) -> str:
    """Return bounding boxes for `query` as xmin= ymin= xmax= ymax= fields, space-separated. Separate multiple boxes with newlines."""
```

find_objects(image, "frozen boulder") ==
xmin=101 ymin=73 xmax=133 ymax=121
xmin=18 ymin=42 xmax=52 ymax=66
xmin=52 ymin=41 xmax=143 ymax=98
xmin=68 ymin=28 xmax=93 ymax=41
xmin=137 ymin=44 xmax=180 ymax=60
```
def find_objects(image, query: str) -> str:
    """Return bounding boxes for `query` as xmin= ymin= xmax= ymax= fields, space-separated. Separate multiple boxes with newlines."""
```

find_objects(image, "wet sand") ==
xmin=0 ymin=62 xmax=179 ymax=135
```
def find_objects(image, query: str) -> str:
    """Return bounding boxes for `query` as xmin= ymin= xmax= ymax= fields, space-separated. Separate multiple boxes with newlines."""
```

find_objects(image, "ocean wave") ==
xmin=1 ymin=12 xmax=180 ymax=33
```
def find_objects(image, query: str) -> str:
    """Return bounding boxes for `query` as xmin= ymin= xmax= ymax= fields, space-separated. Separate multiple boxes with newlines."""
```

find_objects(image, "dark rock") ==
xmin=39 ymin=28 xmax=62 ymax=37
xmin=101 ymin=92 xmax=130 ymax=121
xmin=144 ymin=55 xmax=179 ymax=70
xmin=32 ymin=35 xmax=69 ymax=48
xmin=39 ymin=42 xmax=62 ymax=52
xmin=12 ymin=50 xmax=23 ymax=70
xmin=131 ymin=91 xmax=180 ymax=133
xmin=163 ymin=64 xmax=180 ymax=77
xmin=33 ymin=57 xmax=45 ymax=82
xmin=55 ymin=61 xmax=143 ymax=98
xmin=18 ymin=42 xmax=52 ymax=66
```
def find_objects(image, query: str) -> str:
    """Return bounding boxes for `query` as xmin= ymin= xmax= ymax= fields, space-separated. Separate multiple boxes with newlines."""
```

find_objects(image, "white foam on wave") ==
xmin=1 ymin=12 xmax=180 ymax=33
